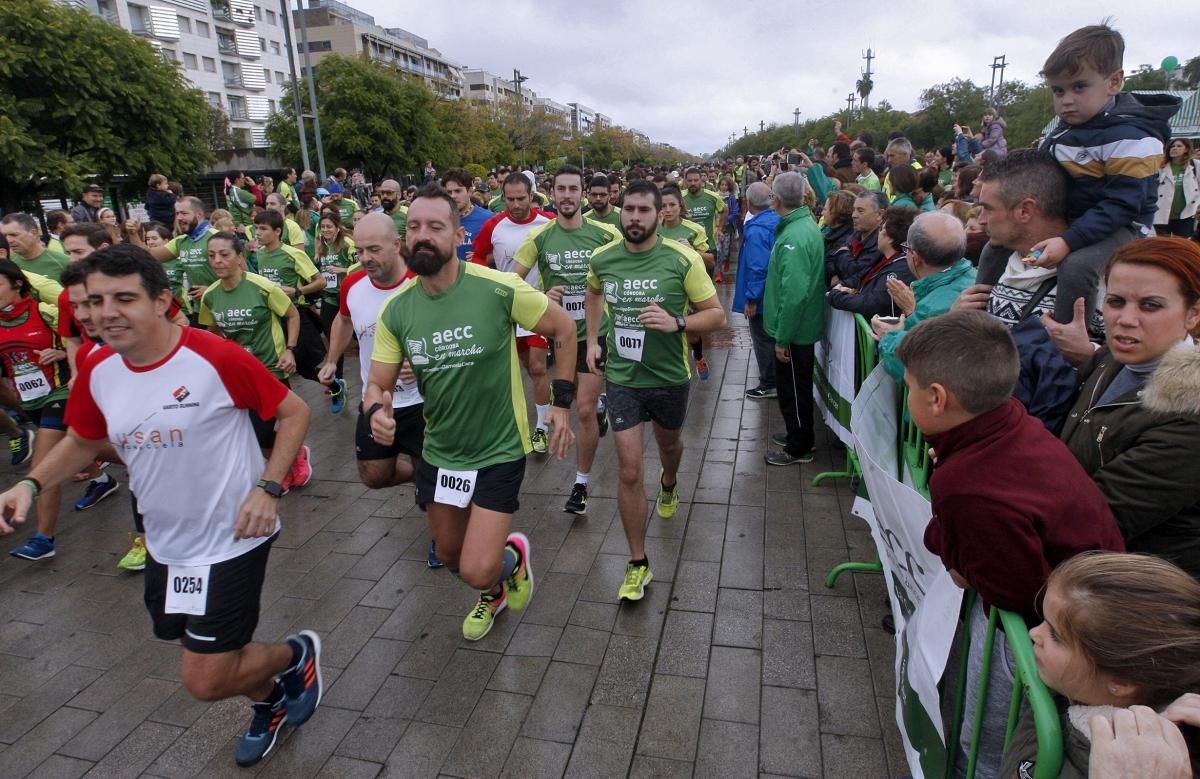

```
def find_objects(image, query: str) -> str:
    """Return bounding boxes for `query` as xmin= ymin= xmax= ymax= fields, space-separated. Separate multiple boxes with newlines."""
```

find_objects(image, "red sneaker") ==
xmin=290 ymin=445 xmax=312 ymax=488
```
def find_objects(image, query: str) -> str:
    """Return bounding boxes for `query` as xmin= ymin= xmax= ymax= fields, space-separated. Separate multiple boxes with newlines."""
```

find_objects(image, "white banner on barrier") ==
xmin=851 ymin=366 xmax=963 ymax=779
xmin=814 ymin=307 xmax=857 ymax=449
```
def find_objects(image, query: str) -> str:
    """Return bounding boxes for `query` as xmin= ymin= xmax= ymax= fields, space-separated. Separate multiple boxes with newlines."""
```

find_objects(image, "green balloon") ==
xmin=1163 ymin=56 xmax=1180 ymax=72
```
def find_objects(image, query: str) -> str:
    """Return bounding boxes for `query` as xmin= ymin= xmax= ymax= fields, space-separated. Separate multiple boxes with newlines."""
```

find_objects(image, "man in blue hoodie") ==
xmin=733 ymin=182 xmax=780 ymax=399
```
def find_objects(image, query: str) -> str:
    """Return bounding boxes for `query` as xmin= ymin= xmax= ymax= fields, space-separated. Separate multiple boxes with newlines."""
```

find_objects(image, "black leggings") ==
xmin=318 ymin=301 xmax=344 ymax=380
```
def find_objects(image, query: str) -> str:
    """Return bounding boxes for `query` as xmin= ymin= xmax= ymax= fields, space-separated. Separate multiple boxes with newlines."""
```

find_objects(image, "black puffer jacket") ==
xmin=1059 ymin=344 xmax=1200 ymax=578
xmin=825 ymin=228 xmax=881 ymax=284
xmin=826 ymin=253 xmax=915 ymax=319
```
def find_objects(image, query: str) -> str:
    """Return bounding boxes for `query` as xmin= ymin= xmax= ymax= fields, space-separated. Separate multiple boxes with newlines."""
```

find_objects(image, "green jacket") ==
xmin=764 ymin=206 xmax=825 ymax=346
xmin=227 ymin=185 xmax=256 ymax=227
xmin=881 ymin=258 xmax=976 ymax=381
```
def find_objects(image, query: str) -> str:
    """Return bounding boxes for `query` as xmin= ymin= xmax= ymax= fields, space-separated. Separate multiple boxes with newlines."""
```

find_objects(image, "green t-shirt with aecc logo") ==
xmin=314 ymin=237 xmax=355 ymax=305
xmin=255 ymin=243 xmax=321 ymax=303
xmin=165 ymin=226 xmax=219 ymax=290
xmin=681 ymin=188 xmax=726 ymax=247
xmin=514 ymin=217 xmax=620 ymax=340
xmin=657 ymin=219 xmax=710 ymax=254
xmin=198 ymin=273 xmax=292 ymax=379
xmin=373 ymin=262 xmax=549 ymax=471
xmin=586 ymin=236 xmax=717 ymax=389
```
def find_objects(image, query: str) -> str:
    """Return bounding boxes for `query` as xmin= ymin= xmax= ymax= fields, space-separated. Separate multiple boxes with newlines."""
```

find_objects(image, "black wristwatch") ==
xmin=674 ymin=314 xmax=687 ymax=332
xmin=257 ymin=479 xmax=285 ymax=498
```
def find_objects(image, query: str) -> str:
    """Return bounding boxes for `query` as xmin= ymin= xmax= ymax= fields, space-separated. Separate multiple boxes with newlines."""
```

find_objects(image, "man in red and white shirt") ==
xmin=319 ymin=213 xmax=424 ymax=490
xmin=473 ymin=172 xmax=555 ymax=452
xmin=0 ymin=245 xmax=323 ymax=768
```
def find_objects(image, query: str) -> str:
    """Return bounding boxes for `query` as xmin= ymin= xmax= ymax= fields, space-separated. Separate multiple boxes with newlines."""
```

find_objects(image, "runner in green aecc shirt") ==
xmin=365 ymin=185 xmax=578 ymax=643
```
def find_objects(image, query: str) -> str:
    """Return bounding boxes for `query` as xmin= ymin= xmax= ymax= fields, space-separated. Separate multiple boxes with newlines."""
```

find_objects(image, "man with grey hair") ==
xmin=875 ymin=211 xmax=978 ymax=382
xmin=733 ymin=181 xmax=781 ymax=399
xmin=883 ymin=137 xmax=921 ymax=201
xmin=761 ymin=172 xmax=827 ymax=465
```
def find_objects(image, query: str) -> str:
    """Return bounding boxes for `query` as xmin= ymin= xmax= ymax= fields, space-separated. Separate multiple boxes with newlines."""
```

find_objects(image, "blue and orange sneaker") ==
xmin=280 ymin=630 xmax=323 ymax=727
xmin=234 ymin=692 xmax=287 ymax=767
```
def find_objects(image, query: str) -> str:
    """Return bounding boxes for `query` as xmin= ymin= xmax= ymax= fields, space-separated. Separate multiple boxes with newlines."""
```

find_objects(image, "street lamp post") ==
xmin=279 ymin=0 xmax=309 ymax=172
xmin=512 ymin=69 xmax=528 ymax=168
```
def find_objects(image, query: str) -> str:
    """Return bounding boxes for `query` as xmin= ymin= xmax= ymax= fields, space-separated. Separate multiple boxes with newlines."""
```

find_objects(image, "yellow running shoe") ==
xmin=655 ymin=469 xmax=679 ymax=519
xmin=618 ymin=561 xmax=653 ymax=601
xmin=117 ymin=534 xmax=146 ymax=571
xmin=462 ymin=586 xmax=507 ymax=641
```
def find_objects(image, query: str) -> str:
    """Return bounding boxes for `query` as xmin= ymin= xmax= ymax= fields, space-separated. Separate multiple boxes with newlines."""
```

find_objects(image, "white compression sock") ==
xmin=576 ymin=471 xmax=590 ymax=487
xmin=536 ymin=404 xmax=549 ymax=430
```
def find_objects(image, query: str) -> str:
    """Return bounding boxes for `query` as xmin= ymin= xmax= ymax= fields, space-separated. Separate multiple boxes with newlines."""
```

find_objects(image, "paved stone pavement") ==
xmin=0 ymin=284 xmax=906 ymax=778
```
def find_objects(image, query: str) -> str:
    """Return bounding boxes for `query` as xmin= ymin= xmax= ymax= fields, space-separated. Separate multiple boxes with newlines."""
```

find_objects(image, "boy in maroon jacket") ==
xmin=895 ymin=309 xmax=1123 ymax=776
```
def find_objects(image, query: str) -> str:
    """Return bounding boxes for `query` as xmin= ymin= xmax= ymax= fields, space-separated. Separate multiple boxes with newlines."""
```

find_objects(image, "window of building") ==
xmin=228 ymin=95 xmax=247 ymax=120
xmin=177 ymin=15 xmax=191 ymax=34
xmin=263 ymin=67 xmax=271 ymax=81
xmin=183 ymin=52 xmax=198 ymax=69
xmin=266 ymin=9 xmax=276 ymax=24
xmin=127 ymin=4 xmax=149 ymax=34
xmin=304 ymin=40 xmax=332 ymax=53
xmin=268 ymin=99 xmax=277 ymax=113
xmin=270 ymin=40 xmax=280 ymax=55
xmin=196 ymin=20 xmax=209 ymax=37
xmin=275 ymin=70 xmax=285 ymax=83
xmin=470 ymin=84 xmax=486 ymax=91
xmin=208 ymin=92 xmax=222 ymax=107
xmin=161 ymin=48 xmax=177 ymax=61
xmin=253 ymin=5 xmax=262 ymax=21
xmin=203 ymin=56 xmax=216 ymax=72
xmin=259 ymin=37 xmax=266 ymax=52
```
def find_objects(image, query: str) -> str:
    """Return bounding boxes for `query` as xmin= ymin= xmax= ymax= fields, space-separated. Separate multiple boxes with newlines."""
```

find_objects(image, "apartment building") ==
xmin=463 ymin=68 xmax=535 ymax=110
xmin=292 ymin=0 xmax=463 ymax=99
xmin=74 ymin=0 xmax=294 ymax=148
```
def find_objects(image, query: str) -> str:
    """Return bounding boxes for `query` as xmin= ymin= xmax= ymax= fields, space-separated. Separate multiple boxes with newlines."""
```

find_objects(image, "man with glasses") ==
xmin=377 ymin=179 xmax=407 ymax=239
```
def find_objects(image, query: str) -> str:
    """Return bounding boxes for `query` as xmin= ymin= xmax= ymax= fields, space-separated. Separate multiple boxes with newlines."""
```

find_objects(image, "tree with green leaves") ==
xmin=0 ymin=0 xmax=213 ymax=211
xmin=266 ymin=54 xmax=441 ymax=182
xmin=430 ymin=98 xmax=516 ymax=171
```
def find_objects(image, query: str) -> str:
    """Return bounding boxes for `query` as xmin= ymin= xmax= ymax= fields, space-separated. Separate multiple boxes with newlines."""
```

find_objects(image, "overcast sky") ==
xmin=349 ymin=0 xmax=1194 ymax=154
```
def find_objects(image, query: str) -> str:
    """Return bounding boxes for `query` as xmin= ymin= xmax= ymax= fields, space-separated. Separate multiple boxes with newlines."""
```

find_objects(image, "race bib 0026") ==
xmin=434 ymin=467 xmax=478 ymax=508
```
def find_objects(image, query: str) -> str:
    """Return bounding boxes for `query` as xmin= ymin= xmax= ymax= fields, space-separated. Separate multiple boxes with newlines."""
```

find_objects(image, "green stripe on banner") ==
xmin=813 ymin=362 xmax=852 ymax=429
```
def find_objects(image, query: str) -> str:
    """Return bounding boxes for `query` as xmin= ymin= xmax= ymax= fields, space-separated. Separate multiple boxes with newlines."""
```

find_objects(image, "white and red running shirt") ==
xmin=473 ymin=209 xmax=551 ymax=335
xmin=65 ymin=327 xmax=287 ymax=566
xmin=472 ymin=209 xmax=552 ymax=276
xmin=338 ymin=268 xmax=423 ymax=409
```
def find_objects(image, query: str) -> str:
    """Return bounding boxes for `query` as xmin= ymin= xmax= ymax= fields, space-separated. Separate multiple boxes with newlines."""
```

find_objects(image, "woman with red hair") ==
xmin=1057 ymin=237 xmax=1200 ymax=577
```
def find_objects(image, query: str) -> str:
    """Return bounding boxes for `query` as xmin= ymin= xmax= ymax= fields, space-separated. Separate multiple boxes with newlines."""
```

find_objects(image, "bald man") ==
xmin=873 ymin=211 xmax=976 ymax=382
xmin=318 ymin=212 xmax=424 ymax=490
xmin=376 ymin=179 xmax=407 ymax=238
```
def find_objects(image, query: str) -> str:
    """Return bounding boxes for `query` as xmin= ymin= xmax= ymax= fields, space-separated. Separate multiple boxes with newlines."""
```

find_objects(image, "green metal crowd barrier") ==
xmin=812 ymin=313 xmax=877 ymax=487
xmin=812 ymin=317 xmax=1062 ymax=778
xmin=946 ymin=592 xmax=1064 ymax=779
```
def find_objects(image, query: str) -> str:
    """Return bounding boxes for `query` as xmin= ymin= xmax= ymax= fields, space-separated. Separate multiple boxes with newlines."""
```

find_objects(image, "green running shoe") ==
xmin=463 ymin=586 xmax=507 ymax=641
xmin=618 ymin=561 xmax=653 ymax=602
xmin=655 ymin=469 xmax=679 ymax=519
